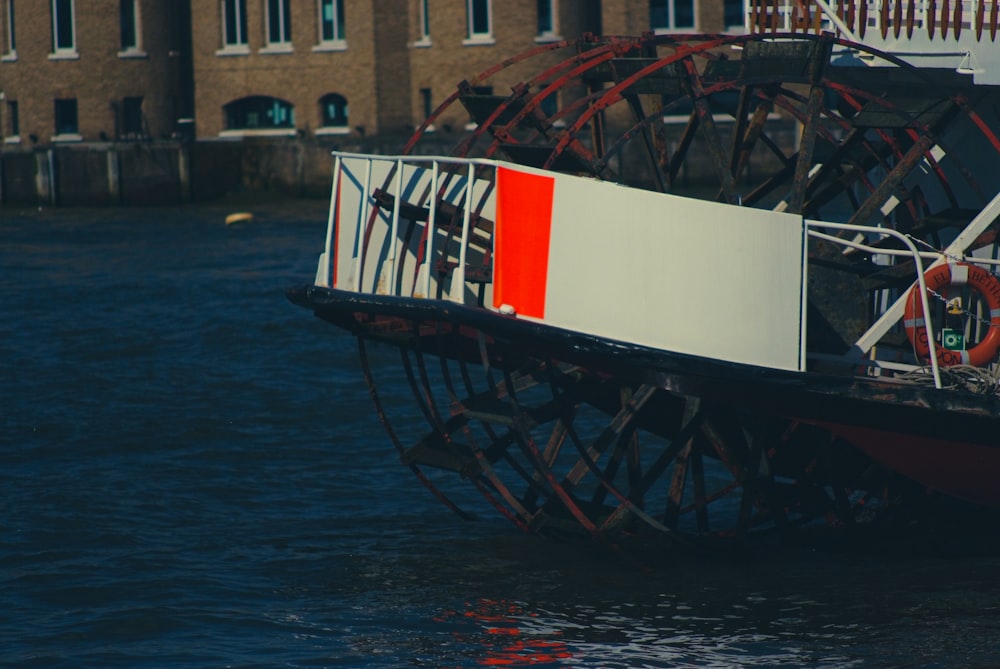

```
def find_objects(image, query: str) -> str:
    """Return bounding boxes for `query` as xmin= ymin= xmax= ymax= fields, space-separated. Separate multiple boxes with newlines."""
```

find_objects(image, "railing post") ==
xmin=452 ymin=163 xmax=475 ymax=302
xmin=354 ymin=156 xmax=373 ymax=293
xmin=424 ymin=160 xmax=439 ymax=299
xmin=813 ymin=0 xmax=862 ymax=42
xmin=388 ymin=159 xmax=404 ymax=296
xmin=319 ymin=154 xmax=341 ymax=288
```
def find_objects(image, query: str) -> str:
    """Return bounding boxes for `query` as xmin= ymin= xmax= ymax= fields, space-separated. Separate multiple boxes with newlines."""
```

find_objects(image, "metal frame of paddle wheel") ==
xmin=343 ymin=31 xmax=1000 ymax=548
xmin=351 ymin=306 xmax=925 ymax=549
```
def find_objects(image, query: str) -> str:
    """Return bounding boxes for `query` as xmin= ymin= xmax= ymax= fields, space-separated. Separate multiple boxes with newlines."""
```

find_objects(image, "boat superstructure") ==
xmin=289 ymin=15 xmax=1000 ymax=548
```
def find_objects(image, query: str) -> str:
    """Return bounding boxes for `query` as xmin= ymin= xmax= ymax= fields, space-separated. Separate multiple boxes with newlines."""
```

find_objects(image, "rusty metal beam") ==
xmin=561 ymin=384 xmax=656 ymax=488
xmin=678 ymin=56 xmax=739 ymax=204
xmin=736 ymin=428 xmax=764 ymax=536
xmin=722 ymin=92 xmax=777 ymax=202
xmin=667 ymin=110 xmax=699 ymax=185
xmin=664 ymin=397 xmax=700 ymax=528
xmin=357 ymin=338 xmax=477 ymax=520
xmin=798 ymin=126 xmax=870 ymax=214
xmin=597 ymin=405 xmax=704 ymax=533
xmin=787 ymin=85 xmax=826 ymax=214
xmin=729 ymin=85 xmax=753 ymax=175
xmin=690 ymin=440 xmax=709 ymax=533
xmin=625 ymin=94 xmax=669 ymax=192
xmin=845 ymin=130 xmax=939 ymax=228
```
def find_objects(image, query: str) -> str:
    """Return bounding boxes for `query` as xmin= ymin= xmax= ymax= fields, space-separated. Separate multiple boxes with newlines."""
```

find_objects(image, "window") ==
xmin=317 ymin=93 xmax=349 ymax=134
xmin=464 ymin=0 xmax=492 ymax=43
xmin=122 ymin=96 xmax=144 ymax=138
xmin=420 ymin=88 xmax=433 ymax=121
xmin=265 ymin=0 xmax=291 ymax=48
xmin=4 ymin=100 xmax=19 ymax=142
xmin=419 ymin=88 xmax=436 ymax=132
xmin=649 ymin=0 xmax=695 ymax=31
xmin=119 ymin=0 xmax=142 ymax=53
xmin=539 ymin=92 xmax=557 ymax=118
xmin=224 ymin=96 xmax=295 ymax=132
xmin=2 ymin=0 xmax=15 ymax=58
xmin=51 ymin=0 xmax=76 ymax=55
xmin=724 ymin=0 xmax=744 ymax=29
xmin=54 ymin=98 xmax=79 ymax=137
xmin=536 ymin=0 xmax=559 ymax=40
xmin=222 ymin=0 xmax=247 ymax=48
xmin=417 ymin=0 xmax=429 ymax=43
xmin=318 ymin=0 xmax=345 ymax=44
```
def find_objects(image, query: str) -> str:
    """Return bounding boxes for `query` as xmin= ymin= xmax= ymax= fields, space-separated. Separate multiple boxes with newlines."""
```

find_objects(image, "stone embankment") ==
xmin=0 ymin=134 xmax=438 ymax=207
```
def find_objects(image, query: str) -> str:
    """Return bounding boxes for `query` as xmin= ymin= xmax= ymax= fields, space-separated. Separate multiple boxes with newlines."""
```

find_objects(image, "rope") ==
xmin=895 ymin=364 xmax=1000 ymax=395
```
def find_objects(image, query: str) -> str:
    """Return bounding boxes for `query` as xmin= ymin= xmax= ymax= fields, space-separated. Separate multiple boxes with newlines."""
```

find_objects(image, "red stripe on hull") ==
xmin=812 ymin=421 xmax=1000 ymax=508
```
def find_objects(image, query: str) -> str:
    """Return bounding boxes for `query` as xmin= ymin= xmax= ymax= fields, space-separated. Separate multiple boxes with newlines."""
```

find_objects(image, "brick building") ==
xmin=0 ymin=1 xmax=745 ymax=146
xmin=188 ymin=0 xmax=745 ymax=142
xmin=187 ymin=0 xmax=596 ymax=141
xmin=0 ymin=0 xmax=748 ymax=205
xmin=0 ymin=0 xmax=192 ymax=146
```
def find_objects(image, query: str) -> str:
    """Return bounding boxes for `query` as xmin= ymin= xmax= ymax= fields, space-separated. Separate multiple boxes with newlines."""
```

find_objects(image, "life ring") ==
xmin=903 ymin=262 xmax=1000 ymax=367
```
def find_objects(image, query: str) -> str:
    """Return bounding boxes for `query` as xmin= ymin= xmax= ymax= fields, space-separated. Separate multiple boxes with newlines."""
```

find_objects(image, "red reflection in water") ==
xmin=437 ymin=598 xmax=574 ymax=668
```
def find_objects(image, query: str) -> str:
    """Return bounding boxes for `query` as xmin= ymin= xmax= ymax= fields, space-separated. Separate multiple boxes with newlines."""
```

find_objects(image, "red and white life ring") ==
xmin=903 ymin=262 xmax=1000 ymax=367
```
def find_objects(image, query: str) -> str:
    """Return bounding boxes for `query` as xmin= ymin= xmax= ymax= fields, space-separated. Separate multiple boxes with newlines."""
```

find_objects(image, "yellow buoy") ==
xmin=225 ymin=212 xmax=254 ymax=225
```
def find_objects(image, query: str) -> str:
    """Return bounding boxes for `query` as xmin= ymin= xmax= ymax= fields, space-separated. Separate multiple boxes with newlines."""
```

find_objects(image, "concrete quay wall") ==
xmin=0 ymin=135 xmax=441 ymax=207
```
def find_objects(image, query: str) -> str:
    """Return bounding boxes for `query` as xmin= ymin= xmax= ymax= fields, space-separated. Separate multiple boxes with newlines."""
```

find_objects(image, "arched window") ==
xmin=224 ymin=96 xmax=294 ymax=131
xmin=319 ymin=93 xmax=348 ymax=128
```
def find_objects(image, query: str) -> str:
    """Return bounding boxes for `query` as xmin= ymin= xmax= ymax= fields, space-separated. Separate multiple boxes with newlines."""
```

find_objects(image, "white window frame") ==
xmin=2 ymin=0 xmax=16 ymax=61
xmin=413 ymin=0 xmax=430 ymax=46
xmin=463 ymin=0 xmax=494 ymax=45
xmin=262 ymin=0 xmax=292 ymax=53
xmin=650 ymin=0 xmax=696 ymax=32
xmin=218 ymin=0 xmax=249 ymax=55
xmin=118 ymin=0 xmax=146 ymax=58
xmin=314 ymin=0 xmax=346 ymax=51
xmin=535 ymin=0 xmax=561 ymax=42
xmin=49 ymin=0 xmax=78 ymax=59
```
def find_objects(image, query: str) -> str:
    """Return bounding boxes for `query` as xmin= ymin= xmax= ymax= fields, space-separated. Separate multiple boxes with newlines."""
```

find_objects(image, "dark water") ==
xmin=4 ymin=203 xmax=1000 ymax=668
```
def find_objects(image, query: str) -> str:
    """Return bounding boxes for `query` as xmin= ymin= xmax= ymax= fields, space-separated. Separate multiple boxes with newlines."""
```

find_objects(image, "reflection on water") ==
xmin=332 ymin=524 xmax=1000 ymax=668
xmin=438 ymin=599 xmax=573 ymax=667
xmin=443 ymin=595 xmax=858 ymax=669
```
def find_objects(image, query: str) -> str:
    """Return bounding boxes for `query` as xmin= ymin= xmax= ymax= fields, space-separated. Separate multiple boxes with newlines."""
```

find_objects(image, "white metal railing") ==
xmin=805 ymin=219 xmax=943 ymax=387
xmin=316 ymin=152 xmax=499 ymax=305
xmin=746 ymin=0 xmax=1000 ymax=42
